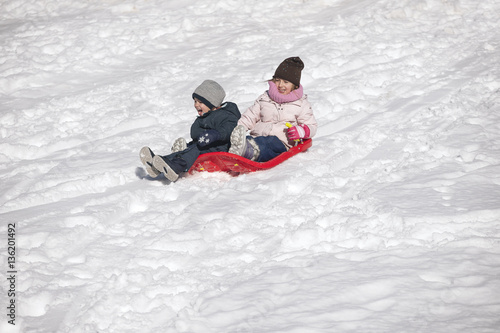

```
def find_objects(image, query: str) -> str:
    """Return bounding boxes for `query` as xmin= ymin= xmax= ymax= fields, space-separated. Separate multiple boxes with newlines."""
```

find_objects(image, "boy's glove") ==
xmin=197 ymin=129 xmax=221 ymax=147
xmin=287 ymin=124 xmax=310 ymax=141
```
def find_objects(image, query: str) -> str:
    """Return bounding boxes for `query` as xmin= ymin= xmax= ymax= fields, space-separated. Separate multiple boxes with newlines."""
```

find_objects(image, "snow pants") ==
xmin=252 ymin=135 xmax=287 ymax=163
xmin=162 ymin=142 xmax=225 ymax=174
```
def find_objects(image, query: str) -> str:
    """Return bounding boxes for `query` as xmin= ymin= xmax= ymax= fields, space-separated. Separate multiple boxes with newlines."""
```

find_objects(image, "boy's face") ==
xmin=194 ymin=98 xmax=212 ymax=116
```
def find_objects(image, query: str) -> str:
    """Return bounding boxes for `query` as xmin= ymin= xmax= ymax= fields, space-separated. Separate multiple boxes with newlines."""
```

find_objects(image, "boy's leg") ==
xmin=173 ymin=144 xmax=201 ymax=170
xmin=153 ymin=144 xmax=201 ymax=182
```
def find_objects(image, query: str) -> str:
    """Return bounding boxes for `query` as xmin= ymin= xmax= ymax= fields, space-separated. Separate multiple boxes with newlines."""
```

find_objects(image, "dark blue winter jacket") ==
xmin=190 ymin=101 xmax=241 ymax=152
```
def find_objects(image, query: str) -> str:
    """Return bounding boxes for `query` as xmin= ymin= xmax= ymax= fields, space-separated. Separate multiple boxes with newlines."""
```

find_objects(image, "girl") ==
xmin=140 ymin=80 xmax=240 ymax=182
xmin=229 ymin=57 xmax=317 ymax=162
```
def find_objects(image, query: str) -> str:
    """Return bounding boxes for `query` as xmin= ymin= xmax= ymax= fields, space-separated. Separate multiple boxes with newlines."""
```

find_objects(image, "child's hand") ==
xmin=197 ymin=129 xmax=221 ymax=147
xmin=287 ymin=124 xmax=310 ymax=141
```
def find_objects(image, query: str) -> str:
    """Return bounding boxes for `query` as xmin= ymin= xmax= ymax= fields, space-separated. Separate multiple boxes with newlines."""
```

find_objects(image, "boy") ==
xmin=140 ymin=80 xmax=240 ymax=182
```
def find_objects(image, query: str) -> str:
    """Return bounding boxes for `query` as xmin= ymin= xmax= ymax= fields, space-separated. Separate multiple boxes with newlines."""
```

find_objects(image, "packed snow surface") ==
xmin=1 ymin=0 xmax=500 ymax=332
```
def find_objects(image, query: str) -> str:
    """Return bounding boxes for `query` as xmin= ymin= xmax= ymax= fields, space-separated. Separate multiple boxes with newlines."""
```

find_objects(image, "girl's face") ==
xmin=194 ymin=98 xmax=212 ymax=116
xmin=273 ymin=77 xmax=296 ymax=95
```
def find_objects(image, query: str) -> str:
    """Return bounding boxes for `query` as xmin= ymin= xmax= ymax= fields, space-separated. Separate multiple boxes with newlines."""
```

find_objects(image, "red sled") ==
xmin=189 ymin=139 xmax=313 ymax=176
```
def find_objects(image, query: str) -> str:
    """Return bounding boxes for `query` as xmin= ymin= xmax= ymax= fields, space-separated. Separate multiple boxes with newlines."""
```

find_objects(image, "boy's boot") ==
xmin=171 ymin=137 xmax=187 ymax=153
xmin=152 ymin=156 xmax=187 ymax=182
xmin=139 ymin=147 xmax=161 ymax=178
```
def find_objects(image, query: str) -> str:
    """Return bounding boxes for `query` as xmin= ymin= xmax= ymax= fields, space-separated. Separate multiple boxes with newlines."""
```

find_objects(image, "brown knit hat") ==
xmin=273 ymin=57 xmax=304 ymax=87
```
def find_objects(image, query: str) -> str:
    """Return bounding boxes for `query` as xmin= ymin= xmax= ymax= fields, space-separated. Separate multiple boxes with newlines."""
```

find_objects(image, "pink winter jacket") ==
xmin=238 ymin=89 xmax=318 ymax=149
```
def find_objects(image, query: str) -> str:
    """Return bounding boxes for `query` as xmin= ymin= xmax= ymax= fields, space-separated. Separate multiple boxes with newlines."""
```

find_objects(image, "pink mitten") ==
xmin=287 ymin=124 xmax=310 ymax=140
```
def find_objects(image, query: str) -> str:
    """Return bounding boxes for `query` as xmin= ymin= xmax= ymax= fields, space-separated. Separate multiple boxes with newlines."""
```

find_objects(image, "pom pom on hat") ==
xmin=192 ymin=80 xmax=226 ymax=109
xmin=273 ymin=57 xmax=304 ymax=87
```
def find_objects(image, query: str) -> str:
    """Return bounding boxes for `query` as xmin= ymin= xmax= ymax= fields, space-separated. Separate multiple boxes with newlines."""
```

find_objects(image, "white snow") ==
xmin=1 ymin=0 xmax=500 ymax=332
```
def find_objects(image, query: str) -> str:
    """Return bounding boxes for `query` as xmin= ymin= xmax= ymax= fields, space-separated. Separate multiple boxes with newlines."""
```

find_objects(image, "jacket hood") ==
xmin=220 ymin=101 xmax=241 ymax=118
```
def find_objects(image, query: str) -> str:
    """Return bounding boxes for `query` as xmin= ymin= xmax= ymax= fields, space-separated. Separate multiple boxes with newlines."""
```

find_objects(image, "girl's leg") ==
xmin=252 ymin=136 xmax=287 ymax=162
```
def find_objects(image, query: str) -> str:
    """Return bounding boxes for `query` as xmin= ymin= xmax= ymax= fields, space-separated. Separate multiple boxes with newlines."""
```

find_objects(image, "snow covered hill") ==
xmin=1 ymin=0 xmax=499 ymax=332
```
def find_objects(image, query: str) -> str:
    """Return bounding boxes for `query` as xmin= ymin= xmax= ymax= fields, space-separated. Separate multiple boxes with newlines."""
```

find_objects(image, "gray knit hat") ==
xmin=192 ymin=80 xmax=226 ymax=109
